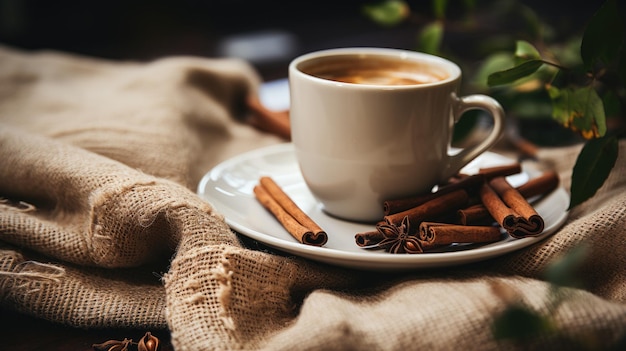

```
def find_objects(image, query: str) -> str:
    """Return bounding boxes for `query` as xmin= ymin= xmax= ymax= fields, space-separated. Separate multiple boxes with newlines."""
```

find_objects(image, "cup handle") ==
xmin=443 ymin=93 xmax=505 ymax=180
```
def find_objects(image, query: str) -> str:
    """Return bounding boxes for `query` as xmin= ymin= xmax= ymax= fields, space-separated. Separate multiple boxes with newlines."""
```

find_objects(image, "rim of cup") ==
xmin=289 ymin=47 xmax=461 ymax=89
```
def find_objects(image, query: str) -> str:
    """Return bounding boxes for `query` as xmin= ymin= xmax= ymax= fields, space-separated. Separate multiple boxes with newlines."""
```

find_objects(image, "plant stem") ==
xmin=540 ymin=60 xmax=568 ymax=72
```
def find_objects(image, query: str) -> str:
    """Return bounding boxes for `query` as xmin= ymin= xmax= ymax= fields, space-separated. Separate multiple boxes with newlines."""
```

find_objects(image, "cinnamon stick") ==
xmin=479 ymin=177 xmax=544 ymax=238
xmin=383 ymin=175 xmax=482 ymax=215
xmin=246 ymin=95 xmax=291 ymax=140
xmin=457 ymin=204 xmax=492 ymax=225
xmin=384 ymin=189 xmax=470 ymax=227
xmin=477 ymin=163 xmax=522 ymax=179
xmin=254 ymin=176 xmax=328 ymax=246
xmin=458 ymin=170 xmax=559 ymax=225
xmin=490 ymin=177 xmax=544 ymax=236
xmin=355 ymin=230 xmax=384 ymax=247
xmin=479 ymin=181 xmax=518 ymax=229
xmin=417 ymin=222 xmax=454 ymax=242
xmin=517 ymin=170 xmax=559 ymax=199
xmin=445 ymin=173 xmax=469 ymax=184
xmin=418 ymin=222 xmax=503 ymax=250
xmin=383 ymin=163 xmax=522 ymax=215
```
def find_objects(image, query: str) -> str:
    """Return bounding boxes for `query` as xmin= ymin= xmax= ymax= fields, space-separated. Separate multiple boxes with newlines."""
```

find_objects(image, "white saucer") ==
xmin=197 ymin=143 xmax=569 ymax=271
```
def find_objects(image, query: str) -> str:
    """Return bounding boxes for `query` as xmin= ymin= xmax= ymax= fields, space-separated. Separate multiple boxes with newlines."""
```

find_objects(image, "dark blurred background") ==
xmin=0 ymin=0 xmax=606 ymax=81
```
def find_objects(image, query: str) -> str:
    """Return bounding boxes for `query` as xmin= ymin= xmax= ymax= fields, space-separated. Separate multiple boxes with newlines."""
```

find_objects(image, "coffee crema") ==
xmin=300 ymin=55 xmax=447 ymax=86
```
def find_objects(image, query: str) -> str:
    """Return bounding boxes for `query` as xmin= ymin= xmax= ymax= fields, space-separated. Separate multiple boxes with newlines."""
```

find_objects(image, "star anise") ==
xmin=375 ymin=216 xmax=423 ymax=254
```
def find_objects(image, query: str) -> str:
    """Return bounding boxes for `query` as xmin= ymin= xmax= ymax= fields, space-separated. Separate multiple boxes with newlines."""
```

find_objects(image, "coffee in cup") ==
xmin=299 ymin=55 xmax=446 ymax=86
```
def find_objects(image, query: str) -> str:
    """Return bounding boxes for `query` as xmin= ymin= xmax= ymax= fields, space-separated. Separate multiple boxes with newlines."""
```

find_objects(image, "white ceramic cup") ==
xmin=288 ymin=47 xmax=504 ymax=222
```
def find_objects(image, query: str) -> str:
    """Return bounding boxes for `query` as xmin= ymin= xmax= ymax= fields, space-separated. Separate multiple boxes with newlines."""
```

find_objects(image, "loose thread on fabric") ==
xmin=0 ymin=260 xmax=66 ymax=281
xmin=211 ymin=251 xmax=236 ymax=332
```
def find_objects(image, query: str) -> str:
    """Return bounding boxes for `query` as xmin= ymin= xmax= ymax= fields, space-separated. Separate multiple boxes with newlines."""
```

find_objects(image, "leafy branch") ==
xmin=363 ymin=0 xmax=626 ymax=209
xmin=484 ymin=0 xmax=625 ymax=209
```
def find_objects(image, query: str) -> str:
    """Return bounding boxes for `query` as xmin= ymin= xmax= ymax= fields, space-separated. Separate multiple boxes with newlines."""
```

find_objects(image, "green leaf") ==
xmin=362 ymin=0 xmax=410 ymax=27
xmin=472 ymin=52 xmax=514 ymax=89
xmin=569 ymin=135 xmax=619 ymax=209
xmin=487 ymin=60 xmax=543 ymax=86
xmin=418 ymin=21 xmax=444 ymax=55
xmin=581 ymin=0 xmax=625 ymax=70
xmin=514 ymin=40 xmax=541 ymax=64
xmin=492 ymin=305 xmax=553 ymax=340
xmin=547 ymin=86 xmax=606 ymax=139
xmin=543 ymin=243 xmax=589 ymax=288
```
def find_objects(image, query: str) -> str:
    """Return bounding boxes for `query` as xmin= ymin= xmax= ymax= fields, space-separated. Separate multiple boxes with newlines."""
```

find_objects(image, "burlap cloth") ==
xmin=0 ymin=44 xmax=624 ymax=350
